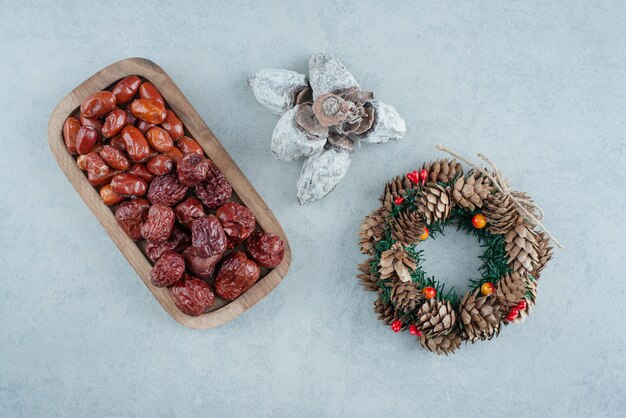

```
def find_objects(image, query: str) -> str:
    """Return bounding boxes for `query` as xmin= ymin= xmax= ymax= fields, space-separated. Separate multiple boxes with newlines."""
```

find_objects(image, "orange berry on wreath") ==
xmin=419 ymin=227 xmax=429 ymax=241
xmin=472 ymin=213 xmax=487 ymax=229
xmin=423 ymin=286 xmax=436 ymax=299
xmin=480 ymin=282 xmax=495 ymax=296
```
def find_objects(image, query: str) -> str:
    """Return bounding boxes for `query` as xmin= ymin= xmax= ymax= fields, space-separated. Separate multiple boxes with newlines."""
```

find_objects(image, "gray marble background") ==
xmin=1 ymin=1 xmax=625 ymax=417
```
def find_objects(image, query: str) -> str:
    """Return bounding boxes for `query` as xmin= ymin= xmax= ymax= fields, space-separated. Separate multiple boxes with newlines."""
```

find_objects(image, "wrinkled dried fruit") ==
xmin=147 ymin=154 xmax=174 ymax=176
xmin=110 ymin=173 xmax=147 ymax=197
xmin=175 ymin=197 xmax=205 ymax=229
xmin=130 ymin=99 xmax=166 ymax=124
xmin=88 ymin=169 xmax=119 ymax=187
xmin=102 ymin=108 xmax=127 ymax=138
xmin=109 ymin=134 xmax=125 ymax=151
xmin=214 ymin=252 xmax=261 ymax=300
xmin=164 ymin=146 xmax=184 ymax=162
xmin=123 ymin=104 xmax=137 ymax=126
xmin=141 ymin=203 xmax=175 ymax=244
xmin=170 ymin=274 xmax=215 ymax=316
xmin=147 ymin=174 xmax=188 ymax=207
xmin=99 ymin=184 xmax=125 ymax=206
xmin=176 ymin=153 xmax=209 ymax=187
xmin=115 ymin=198 xmax=150 ymax=241
xmin=177 ymin=136 xmax=204 ymax=155
xmin=126 ymin=164 xmax=153 ymax=183
xmin=138 ymin=82 xmax=164 ymax=105
xmin=216 ymin=202 xmax=256 ymax=243
xmin=135 ymin=119 xmax=155 ymax=135
xmin=63 ymin=116 xmax=81 ymax=154
xmin=111 ymin=76 xmax=141 ymax=104
xmin=146 ymin=126 xmax=173 ymax=152
xmin=80 ymin=90 xmax=116 ymax=118
xmin=120 ymin=125 xmax=151 ymax=162
xmin=98 ymin=145 xmax=130 ymax=171
xmin=161 ymin=109 xmax=184 ymax=140
xmin=79 ymin=114 xmax=103 ymax=140
xmin=182 ymin=246 xmax=222 ymax=280
xmin=76 ymin=126 xmax=98 ymax=155
xmin=150 ymin=252 xmax=185 ymax=287
xmin=145 ymin=228 xmax=190 ymax=262
xmin=191 ymin=214 xmax=227 ymax=257
xmin=246 ymin=230 xmax=285 ymax=268
xmin=195 ymin=162 xmax=232 ymax=209
xmin=77 ymin=151 xmax=109 ymax=176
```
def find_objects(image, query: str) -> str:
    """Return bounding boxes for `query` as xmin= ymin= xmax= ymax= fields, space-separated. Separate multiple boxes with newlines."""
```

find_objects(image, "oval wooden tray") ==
xmin=48 ymin=57 xmax=291 ymax=329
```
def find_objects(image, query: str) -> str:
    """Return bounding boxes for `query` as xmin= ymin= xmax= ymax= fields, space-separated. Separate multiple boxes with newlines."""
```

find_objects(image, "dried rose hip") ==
xmin=80 ymin=90 xmax=116 ymax=118
xmin=141 ymin=203 xmax=175 ymax=244
xmin=216 ymin=202 xmax=256 ymax=243
xmin=195 ymin=162 xmax=232 ymax=209
xmin=150 ymin=252 xmax=185 ymax=287
xmin=214 ymin=252 xmax=261 ymax=301
xmin=147 ymin=174 xmax=188 ymax=207
xmin=131 ymin=99 xmax=167 ymax=124
xmin=102 ymin=108 xmax=127 ymax=138
xmin=99 ymin=184 xmax=125 ymax=206
xmin=147 ymin=154 xmax=174 ymax=176
xmin=177 ymin=136 xmax=204 ymax=155
xmin=115 ymin=198 xmax=150 ymax=241
xmin=110 ymin=173 xmax=147 ymax=197
xmin=138 ymin=82 xmax=164 ymax=105
xmin=191 ymin=215 xmax=227 ymax=257
xmin=246 ymin=230 xmax=285 ymax=268
xmin=63 ymin=116 xmax=81 ymax=154
xmin=182 ymin=246 xmax=222 ymax=280
xmin=161 ymin=109 xmax=184 ymax=140
xmin=145 ymin=227 xmax=190 ymax=262
xmin=76 ymin=126 xmax=98 ymax=155
xmin=98 ymin=145 xmax=130 ymax=171
xmin=128 ymin=163 xmax=154 ymax=183
xmin=177 ymin=153 xmax=209 ymax=187
xmin=175 ymin=197 xmax=205 ymax=229
xmin=146 ymin=126 xmax=173 ymax=152
xmin=111 ymin=76 xmax=141 ymax=104
xmin=170 ymin=274 xmax=215 ymax=316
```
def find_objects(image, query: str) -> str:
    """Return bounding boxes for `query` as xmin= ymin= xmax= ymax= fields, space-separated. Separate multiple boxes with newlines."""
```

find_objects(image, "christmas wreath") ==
xmin=357 ymin=145 xmax=562 ymax=355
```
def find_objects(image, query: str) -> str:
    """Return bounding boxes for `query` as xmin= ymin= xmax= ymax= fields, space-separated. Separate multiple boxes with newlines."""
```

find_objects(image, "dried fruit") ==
xmin=88 ymin=169 xmax=119 ymax=187
xmin=99 ymin=184 xmax=125 ymax=206
xmin=214 ymin=252 xmax=261 ymax=300
xmin=79 ymin=114 xmax=103 ymax=140
xmin=110 ymin=173 xmax=147 ymax=197
xmin=170 ymin=274 xmax=215 ymax=316
xmin=216 ymin=202 xmax=256 ymax=243
xmin=120 ymin=125 xmax=151 ymax=162
xmin=127 ymin=163 xmax=154 ymax=183
xmin=138 ymin=82 xmax=164 ymax=105
xmin=130 ymin=98 xmax=167 ymax=124
xmin=98 ymin=145 xmax=130 ymax=171
xmin=109 ymin=134 xmax=125 ymax=151
xmin=246 ymin=230 xmax=285 ymax=268
xmin=190 ymin=215 xmax=227 ymax=257
xmin=80 ymin=90 xmax=116 ymax=118
xmin=147 ymin=154 xmax=174 ymax=176
xmin=181 ymin=246 xmax=222 ymax=280
xmin=135 ymin=119 xmax=155 ymax=135
xmin=147 ymin=174 xmax=188 ymax=207
xmin=176 ymin=153 xmax=209 ymax=186
xmin=63 ymin=116 xmax=81 ymax=154
xmin=175 ymin=197 xmax=205 ymax=229
xmin=177 ymin=136 xmax=203 ymax=155
xmin=75 ymin=126 xmax=98 ymax=155
xmin=102 ymin=108 xmax=127 ymax=138
xmin=146 ymin=126 xmax=173 ymax=152
xmin=150 ymin=252 xmax=185 ymax=287
xmin=111 ymin=76 xmax=141 ymax=104
xmin=161 ymin=109 xmax=184 ymax=140
xmin=164 ymin=145 xmax=184 ymax=162
xmin=115 ymin=198 xmax=150 ymax=241
xmin=145 ymin=228 xmax=190 ymax=262
xmin=141 ymin=203 xmax=175 ymax=244
xmin=77 ymin=151 xmax=109 ymax=177
xmin=195 ymin=162 xmax=232 ymax=209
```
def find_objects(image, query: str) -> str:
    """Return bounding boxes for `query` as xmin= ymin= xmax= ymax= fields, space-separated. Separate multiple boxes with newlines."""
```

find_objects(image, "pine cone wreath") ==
xmin=533 ymin=232 xmax=553 ymax=279
xmin=390 ymin=209 xmax=425 ymax=245
xmin=378 ymin=242 xmax=417 ymax=283
xmin=419 ymin=328 xmax=462 ymax=356
xmin=482 ymin=191 xmax=520 ymax=234
xmin=504 ymin=223 xmax=539 ymax=276
xmin=358 ymin=209 xmax=386 ymax=255
xmin=373 ymin=298 xmax=404 ymax=327
xmin=416 ymin=298 xmax=457 ymax=337
xmin=380 ymin=175 xmax=414 ymax=217
xmin=495 ymin=272 xmax=529 ymax=312
xmin=451 ymin=171 xmax=491 ymax=211
xmin=513 ymin=277 xmax=537 ymax=323
xmin=417 ymin=183 xmax=452 ymax=224
xmin=356 ymin=259 xmax=379 ymax=292
xmin=388 ymin=280 xmax=423 ymax=312
xmin=421 ymin=158 xmax=463 ymax=184
xmin=459 ymin=290 xmax=501 ymax=342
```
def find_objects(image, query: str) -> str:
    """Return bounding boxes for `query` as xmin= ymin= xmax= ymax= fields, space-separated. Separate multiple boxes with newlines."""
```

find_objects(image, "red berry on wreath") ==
xmin=407 ymin=170 xmax=419 ymax=184
xmin=409 ymin=324 xmax=418 ymax=335
xmin=391 ymin=320 xmax=402 ymax=332
xmin=419 ymin=227 xmax=429 ymax=241
xmin=419 ymin=169 xmax=428 ymax=185
xmin=423 ymin=286 xmax=436 ymax=299
xmin=472 ymin=213 xmax=487 ymax=229
xmin=394 ymin=196 xmax=405 ymax=205
xmin=516 ymin=300 xmax=527 ymax=311
xmin=506 ymin=308 xmax=519 ymax=322
xmin=480 ymin=282 xmax=495 ymax=296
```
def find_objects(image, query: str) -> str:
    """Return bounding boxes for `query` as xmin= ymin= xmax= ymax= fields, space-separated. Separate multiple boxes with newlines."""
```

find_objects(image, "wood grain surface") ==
xmin=48 ymin=57 xmax=291 ymax=329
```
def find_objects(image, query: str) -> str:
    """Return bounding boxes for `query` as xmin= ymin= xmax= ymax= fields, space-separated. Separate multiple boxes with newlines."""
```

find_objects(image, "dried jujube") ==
xmin=128 ymin=163 xmax=154 ymax=183
xmin=120 ymin=125 xmax=151 ymax=162
xmin=98 ymin=145 xmax=130 ymax=171
xmin=110 ymin=173 xmax=147 ymax=197
xmin=145 ymin=228 xmax=190 ymax=263
xmin=182 ymin=246 xmax=221 ymax=280
xmin=80 ymin=90 xmax=116 ymax=118
xmin=177 ymin=136 xmax=204 ymax=155
xmin=246 ymin=230 xmax=285 ymax=268
xmin=76 ymin=126 xmax=98 ymax=155
xmin=195 ymin=162 xmax=232 ymax=209
xmin=131 ymin=99 xmax=167 ymax=124
xmin=111 ymin=76 xmax=141 ymax=104
xmin=176 ymin=153 xmax=209 ymax=187
xmin=146 ymin=126 xmax=173 ymax=152
xmin=161 ymin=110 xmax=184 ymax=140
xmin=63 ymin=117 xmax=81 ymax=154
xmin=141 ymin=203 xmax=175 ymax=244
xmin=216 ymin=202 xmax=256 ymax=243
xmin=115 ymin=198 xmax=150 ymax=241
xmin=190 ymin=215 xmax=227 ymax=257
xmin=150 ymin=252 xmax=185 ymax=287
xmin=147 ymin=174 xmax=188 ymax=207
xmin=170 ymin=274 xmax=215 ymax=317
xmin=214 ymin=252 xmax=261 ymax=301
xmin=139 ymin=82 xmax=165 ymax=105
xmin=99 ymin=184 xmax=124 ymax=206
xmin=147 ymin=154 xmax=174 ymax=176
xmin=175 ymin=197 xmax=205 ymax=229
xmin=102 ymin=108 xmax=127 ymax=138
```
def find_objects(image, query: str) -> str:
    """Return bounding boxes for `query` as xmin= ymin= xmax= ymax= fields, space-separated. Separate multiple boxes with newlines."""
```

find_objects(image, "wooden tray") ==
xmin=48 ymin=57 xmax=291 ymax=329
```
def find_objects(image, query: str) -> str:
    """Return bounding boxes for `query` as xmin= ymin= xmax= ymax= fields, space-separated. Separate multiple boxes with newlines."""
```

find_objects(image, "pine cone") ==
xmin=389 ymin=280 xmax=423 ymax=312
xmin=416 ymin=298 xmax=457 ymax=337
xmin=533 ymin=232 xmax=553 ymax=279
xmin=356 ymin=259 xmax=378 ymax=292
xmin=495 ymin=272 xmax=528 ymax=312
xmin=421 ymin=158 xmax=463 ymax=184
xmin=417 ymin=183 xmax=452 ymax=224
xmin=380 ymin=175 xmax=414 ymax=217
xmin=451 ymin=171 xmax=491 ymax=211
xmin=483 ymin=191 xmax=520 ymax=234
xmin=504 ymin=223 xmax=539 ymax=276
xmin=373 ymin=298 xmax=402 ymax=326
xmin=390 ymin=210 xmax=426 ymax=246
xmin=378 ymin=242 xmax=417 ymax=283
xmin=358 ymin=209 xmax=386 ymax=255
xmin=419 ymin=328 xmax=461 ymax=355
xmin=514 ymin=277 xmax=537 ymax=323
xmin=459 ymin=290 xmax=501 ymax=342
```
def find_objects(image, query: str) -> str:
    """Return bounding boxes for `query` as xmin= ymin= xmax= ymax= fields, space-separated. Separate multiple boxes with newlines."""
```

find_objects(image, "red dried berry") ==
xmin=175 ymin=197 xmax=205 ymax=229
xmin=181 ymin=246 xmax=222 ymax=280
xmin=150 ymin=252 xmax=185 ymax=287
xmin=195 ymin=161 xmax=232 ymax=209
xmin=147 ymin=174 xmax=188 ymax=207
xmin=115 ymin=198 xmax=150 ymax=241
xmin=246 ymin=230 xmax=285 ymax=268
xmin=170 ymin=274 xmax=215 ymax=316
xmin=176 ymin=153 xmax=210 ymax=187
xmin=190 ymin=215 xmax=227 ymax=257
xmin=145 ymin=228 xmax=190 ymax=263
xmin=141 ymin=203 xmax=175 ymax=244
xmin=214 ymin=252 xmax=260 ymax=301
xmin=216 ymin=202 xmax=256 ymax=243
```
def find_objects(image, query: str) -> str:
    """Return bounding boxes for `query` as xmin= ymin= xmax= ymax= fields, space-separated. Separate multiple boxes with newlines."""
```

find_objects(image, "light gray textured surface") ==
xmin=1 ymin=1 xmax=625 ymax=417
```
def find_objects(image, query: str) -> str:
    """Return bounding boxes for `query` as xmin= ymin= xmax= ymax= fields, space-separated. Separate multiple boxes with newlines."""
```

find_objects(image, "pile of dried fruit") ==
xmin=62 ymin=76 xmax=285 ymax=316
